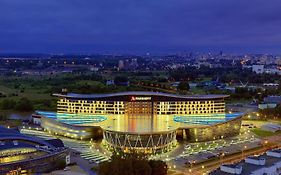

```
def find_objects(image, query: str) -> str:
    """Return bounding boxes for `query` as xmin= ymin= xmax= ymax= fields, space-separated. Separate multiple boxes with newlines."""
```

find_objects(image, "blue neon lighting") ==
xmin=173 ymin=112 xmax=243 ymax=125
xmin=35 ymin=110 xmax=107 ymax=124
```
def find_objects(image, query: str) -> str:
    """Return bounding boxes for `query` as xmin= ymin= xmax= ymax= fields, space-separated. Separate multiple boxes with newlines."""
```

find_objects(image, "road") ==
xmin=169 ymin=134 xmax=281 ymax=175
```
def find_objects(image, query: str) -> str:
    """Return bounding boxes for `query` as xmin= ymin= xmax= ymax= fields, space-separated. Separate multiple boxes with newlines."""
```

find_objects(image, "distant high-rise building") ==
xmin=127 ymin=58 xmax=138 ymax=70
xmin=118 ymin=60 xmax=124 ymax=70
xmin=275 ymin=57 xmax=281 ymax=65
xmin=252 ymin=65 xmax=264 ymax=74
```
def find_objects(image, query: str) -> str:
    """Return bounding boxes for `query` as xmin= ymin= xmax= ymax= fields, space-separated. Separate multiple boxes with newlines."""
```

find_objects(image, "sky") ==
xmin=0 ymin=0 xmax=281 ymax=54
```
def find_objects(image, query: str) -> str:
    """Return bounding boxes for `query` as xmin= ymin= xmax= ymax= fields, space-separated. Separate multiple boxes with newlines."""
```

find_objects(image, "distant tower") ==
xmin=131 ymin=58 xmax=138 ymax=65
xmin=118 ymin=60 xmax=124 ymax=70
xmin=130 ymin=58 xmax=138 ymax=70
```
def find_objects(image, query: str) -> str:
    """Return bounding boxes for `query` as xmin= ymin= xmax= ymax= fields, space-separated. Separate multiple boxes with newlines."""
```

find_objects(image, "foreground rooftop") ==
xmin=211 ymin=149 xmax=281 ymax=175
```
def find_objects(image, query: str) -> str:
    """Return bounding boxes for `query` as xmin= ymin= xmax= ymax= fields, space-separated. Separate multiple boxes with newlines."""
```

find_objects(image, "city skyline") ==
xmin=0 ymin=0 xmax=281 ymax=54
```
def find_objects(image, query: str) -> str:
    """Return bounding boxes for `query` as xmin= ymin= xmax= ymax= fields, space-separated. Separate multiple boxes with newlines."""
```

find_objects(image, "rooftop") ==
xmin=53 ymin=91 xmax=229 ymax=100
xmin=0 ymin=126 xmax=22 ymax=138
xmin=269 ymin=149 xmax=281 ymax=154
xmin=264 ymin=95 xmax=281 ymax=104
xmin=0 ymin=126 xmax=63 ymax=150
xmin=211 ymin=153 xmax=281 ymax=175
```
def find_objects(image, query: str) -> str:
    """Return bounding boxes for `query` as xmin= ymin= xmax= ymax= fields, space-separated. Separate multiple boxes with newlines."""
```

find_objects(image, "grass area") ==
xmin=0 ymin=75 xmax=67 ymax=111
xmin=0 ymin=85 xmax=15 ymax=94
xmin=226 ymin=98 xmax=252 ymax=104
xmin=0 ymin=81 xmax=54 ymax=101
xmin=76 ymin=80 xmax=103 ymax=86
xmin=251 ymin=128 xmax=281 ymax=137
xmin=189 ymin=87 xmax=206 ymax=95
xmin=0 ymin=119 xmax=22 ymax=128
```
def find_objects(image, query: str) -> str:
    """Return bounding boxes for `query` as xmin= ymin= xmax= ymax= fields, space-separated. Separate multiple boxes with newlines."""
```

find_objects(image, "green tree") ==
xmin=177 ymin=81 xmax=190 ymax=91
xmin=149 ymin=160 xmax=168 ymax=175
xmin=1 ymin=99 xmax=16 ymax=110
xmin=96 ymin=153 xmax=167 ymax=175
xmin=114 ymin=76 xmax=129 ymax=85
xmin=15 ymin=97 xmax=33 ymax=112
xmin=259 ymin=104 xmax=281 ymax=119
xmin=0 ymin=115 xmax=7 ymax=121
xmin=278 ymin=80 xmax=281 ymax=94
xmin=133 ymin=159 xmax=152 ymax=175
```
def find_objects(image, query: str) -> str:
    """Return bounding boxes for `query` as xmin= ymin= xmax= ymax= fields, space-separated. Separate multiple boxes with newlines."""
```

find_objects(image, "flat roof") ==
xmin=53 ymin=91 xmax=229 ymax=100
xmin=211 ymin=153 xmax=281 ymax=175
xmin=0 ymin=126 xmax=60 ymax=149
xmin=268 ymin=149 xmax=281 ymax=154
xmin=0 ymin=126 xmax=22 ymax=137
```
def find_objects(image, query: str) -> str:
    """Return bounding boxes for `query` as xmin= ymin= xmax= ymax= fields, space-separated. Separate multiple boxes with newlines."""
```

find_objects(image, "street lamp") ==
xmin=220 ymin=152 xmax=225 ymax=165
xmin=201 ymin=165 xmax=205 ymax=169
xmin=263 ymin=140 xmax=268 ymax=150
xmin=242 ymin=145 xmax=247 ymax=158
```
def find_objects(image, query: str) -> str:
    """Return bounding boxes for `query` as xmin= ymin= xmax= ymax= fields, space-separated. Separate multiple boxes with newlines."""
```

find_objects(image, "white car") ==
xmin=64 ymin=167 xmax=70 ymax=171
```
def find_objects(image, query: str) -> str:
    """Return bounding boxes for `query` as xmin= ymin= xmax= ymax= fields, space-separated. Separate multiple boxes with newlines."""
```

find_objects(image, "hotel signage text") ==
xmin=131 ymin=96 xmax=152 ymax=101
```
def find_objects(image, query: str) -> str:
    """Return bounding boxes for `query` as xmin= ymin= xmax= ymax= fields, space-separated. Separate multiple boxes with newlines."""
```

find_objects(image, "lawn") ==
xmin=0 ymin=119 xmax=22 ymax=128
xmin=251 ymin=128 xmax=281 ymax=137
xmin=0 ymin=78 xmax=54 ymax=101
xmin=189 ymin=87 xmax=206 ymax=95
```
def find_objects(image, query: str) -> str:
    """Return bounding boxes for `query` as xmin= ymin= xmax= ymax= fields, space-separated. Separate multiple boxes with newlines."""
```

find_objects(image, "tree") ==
xmin=133 ymin=159 xmax=152 ymax=175
xmin=259 ymin=104 xmax=281 ymax=119
xmin=177 ymin=81 xmax=190 ymax=91
xmin=96 ymin=153 xmax=167 ymax=175
xmin=149 ymin=160 xmax=168 ymax=175
xmin=15 ymin=97 xmax=33 ymax=112
xmin=0 ymin=115 xmax=7 ymax=121
xmin=114 ymin=76 xmax=129 ymax=86
xmin=278 ymin=80 xmax=281 ymax=94
xmin=1 ymin=99 xmax=16 ymax=110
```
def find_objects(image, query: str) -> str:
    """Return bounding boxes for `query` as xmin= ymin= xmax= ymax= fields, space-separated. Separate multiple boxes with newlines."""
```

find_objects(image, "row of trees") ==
xmin=259 ymin=105 xmax=281 ymax=119
xmin=0 ymin=98 xmax=33 ymax=112
xmin=169 ymin=67 xmax=281 ymax=84
xmin=177 ymin=81 xmax=190 ymax=91
xmin=230 ymin=87 xmax=264 ymax=100
xmin=229 ymin=87 xmax=281 ymax=102
xmin=0 ymin=114 xmax=7 ymax=121
xmin=95 ymin=153 xmax=168 ymax=175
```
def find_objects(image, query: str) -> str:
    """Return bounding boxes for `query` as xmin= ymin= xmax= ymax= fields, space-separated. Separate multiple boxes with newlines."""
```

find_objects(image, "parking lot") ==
xmin=150 ymin=124 xmax=261 ymax=171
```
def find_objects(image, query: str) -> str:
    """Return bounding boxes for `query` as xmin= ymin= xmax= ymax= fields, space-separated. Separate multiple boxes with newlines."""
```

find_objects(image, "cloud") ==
xmin=0 ymin=0 xmax=280 ymax=54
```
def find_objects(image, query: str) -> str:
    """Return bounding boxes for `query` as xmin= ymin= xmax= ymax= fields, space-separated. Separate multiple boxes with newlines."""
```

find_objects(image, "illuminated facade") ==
xmin=55 ymin=91 xmax=227 ymax=116
xmin=103 ymin=130 xmax=177 ymax=154
xmin=34 ymin=92 xmax=243 ymax=154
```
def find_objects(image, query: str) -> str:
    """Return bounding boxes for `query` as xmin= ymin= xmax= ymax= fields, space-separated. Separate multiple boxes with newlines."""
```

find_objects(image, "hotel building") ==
xmin=55 ymin=91 xmax=226 ymax=116
xmin=34 ymin=91 xmax=242 ymax=154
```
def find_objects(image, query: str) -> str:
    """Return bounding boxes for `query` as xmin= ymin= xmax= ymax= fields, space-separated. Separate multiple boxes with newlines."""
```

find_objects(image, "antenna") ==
xmin=239 ymin=80 xmax=248 ymax=87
